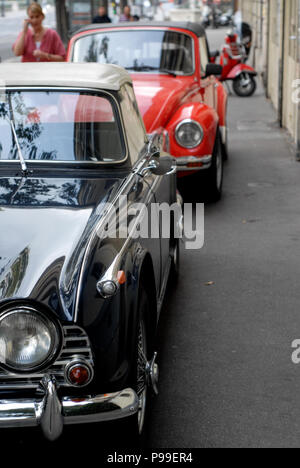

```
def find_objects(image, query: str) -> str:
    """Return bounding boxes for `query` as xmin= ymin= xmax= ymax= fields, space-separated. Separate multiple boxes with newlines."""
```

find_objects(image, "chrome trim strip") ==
xmin=176 ymin=155 xmax=212 ymax=165
xmin=0 ymin=385 xmax=139 ymax=439
xmin=177 ymin=165 xmax=211 ymax=172
xmin=176 ymin=154 xmax=212 ymax=171
xmin=62 ymin=389 xmax=138 ymax=425
xmin=0 ymin=86 xmax=128 ymax=166
xmin=157 ymin=257 xmax=171 ymax=317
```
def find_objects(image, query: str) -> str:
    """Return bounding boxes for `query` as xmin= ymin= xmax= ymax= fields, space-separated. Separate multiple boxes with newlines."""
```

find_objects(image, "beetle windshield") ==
xmin=72 ymin=30 xmax=194 ymax=75
xmin=0 ymin=90 xmax=125 ymax=163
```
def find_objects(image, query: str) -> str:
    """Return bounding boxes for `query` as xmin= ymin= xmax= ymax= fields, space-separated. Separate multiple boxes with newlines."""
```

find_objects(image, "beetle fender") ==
xmin=227 ymin=64 xmax=257 ymax=80
xmin=165 ymin=102 xmax=219 ymax=158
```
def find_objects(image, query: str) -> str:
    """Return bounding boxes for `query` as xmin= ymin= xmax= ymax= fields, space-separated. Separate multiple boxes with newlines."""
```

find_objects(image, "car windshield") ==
xmin=0 ymin=90 xmax=125 ymax=163
xmin=72 ymin=30 xmax=194 ymax=75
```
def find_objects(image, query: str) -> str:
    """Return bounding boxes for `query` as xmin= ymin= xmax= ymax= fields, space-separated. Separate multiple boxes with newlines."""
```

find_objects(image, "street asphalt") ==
xmin=1 ymin=26 xmax=300 ymax=450
xmin=147 ymin=29 xmax=300 ymax=448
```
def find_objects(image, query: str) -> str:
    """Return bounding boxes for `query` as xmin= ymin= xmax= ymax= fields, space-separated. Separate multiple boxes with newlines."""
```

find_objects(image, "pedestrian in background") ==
xmin=13 ymin=2 xmax=65 ymax=62
xmin=92 ymin=6 xmax=111 ymax=24
xmin=119 ymin=5 xmax=133 ymax=22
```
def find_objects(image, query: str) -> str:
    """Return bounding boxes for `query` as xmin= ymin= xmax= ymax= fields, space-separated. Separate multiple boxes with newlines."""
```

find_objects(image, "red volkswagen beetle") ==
xmin=67 ymin=22 xmax=228 ymax=200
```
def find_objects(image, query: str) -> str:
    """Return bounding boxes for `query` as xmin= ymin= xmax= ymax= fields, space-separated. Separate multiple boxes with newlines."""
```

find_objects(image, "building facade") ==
xmin=239 ymin=0 xmax=300 ymax=158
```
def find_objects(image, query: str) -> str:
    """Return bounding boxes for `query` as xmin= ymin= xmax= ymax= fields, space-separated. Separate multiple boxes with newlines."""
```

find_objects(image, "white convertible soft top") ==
xmin=0 ymin=62 xmax=132 ymax=91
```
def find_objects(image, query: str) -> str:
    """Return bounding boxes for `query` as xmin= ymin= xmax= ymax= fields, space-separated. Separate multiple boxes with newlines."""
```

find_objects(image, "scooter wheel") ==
xmin=232 ymin=74 xmax=257 ymax=97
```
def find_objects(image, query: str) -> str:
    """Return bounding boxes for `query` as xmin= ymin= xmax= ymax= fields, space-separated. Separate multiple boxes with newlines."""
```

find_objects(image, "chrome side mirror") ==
xmin=151 ymin=156 xmax=176 ymax=176
xmin=139 ymin=158 xmax=159 ymax=177
xmin=138 ymin=156 xmax=176 ymax=177
xmin=147 ymin=133 xmax=161 ymax=158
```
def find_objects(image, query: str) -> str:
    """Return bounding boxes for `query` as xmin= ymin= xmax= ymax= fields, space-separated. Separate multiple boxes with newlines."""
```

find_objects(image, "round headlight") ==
xmin=175 ymin=120 xmax=204 ymax=149
xmin=0 ymin=308 xmax=60 ymax=372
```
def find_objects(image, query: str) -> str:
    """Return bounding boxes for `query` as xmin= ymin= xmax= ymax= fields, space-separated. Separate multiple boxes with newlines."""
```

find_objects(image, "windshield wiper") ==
xmin=125 ymin=65 xmax=177 ymax=76
xmin=7 ymin=118 xmax=29 ymax=176
xmin=159 ymin=68 xmax=177 ymax=77
xmin=6 ymin=94 xmax=29 ymax=177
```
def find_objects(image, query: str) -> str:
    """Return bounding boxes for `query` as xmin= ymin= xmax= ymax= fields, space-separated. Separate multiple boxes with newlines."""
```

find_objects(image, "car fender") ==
xmin=165 ymin=102 xmax=219 ymax=158
xmin=227 ymin=64 xmax=257 ymax=80
xmin=106 ymin=247 xmax=158 ymax=388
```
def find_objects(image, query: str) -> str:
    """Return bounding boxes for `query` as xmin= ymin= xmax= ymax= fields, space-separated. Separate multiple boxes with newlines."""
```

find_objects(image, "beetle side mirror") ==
xmin=205 ymin=63 xmax=223 ymax=77
xmin=209 ymin=50 xmax=220 ymax=63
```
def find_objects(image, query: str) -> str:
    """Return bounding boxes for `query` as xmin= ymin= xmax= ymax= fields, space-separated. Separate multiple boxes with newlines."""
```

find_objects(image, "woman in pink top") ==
xmin=13 ymin=2 xmax=66 ymax=62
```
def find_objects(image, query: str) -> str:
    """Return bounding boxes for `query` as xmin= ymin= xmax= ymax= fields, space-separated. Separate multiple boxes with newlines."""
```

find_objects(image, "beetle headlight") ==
xmin=175 ymin=119 xmax=204 ymax=149
xmin=0 ymin=307 xmax=60 ymax=372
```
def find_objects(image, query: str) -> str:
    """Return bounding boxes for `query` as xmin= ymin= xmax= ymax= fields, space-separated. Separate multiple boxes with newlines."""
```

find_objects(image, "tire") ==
xmin=232 ymin=73 xmax=257 ymax=97
xmin=121 ymin=286 xmax=153 ymax=447
xmin=205 ymin=131 xmax=223 ymax=202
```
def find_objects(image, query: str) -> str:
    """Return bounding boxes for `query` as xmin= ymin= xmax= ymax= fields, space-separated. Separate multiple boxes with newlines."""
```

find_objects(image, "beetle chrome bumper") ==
xmin=0 ymin=374 xmax=138 ymax=441
xmin=176 ymin=155 xmax=212 ymax=172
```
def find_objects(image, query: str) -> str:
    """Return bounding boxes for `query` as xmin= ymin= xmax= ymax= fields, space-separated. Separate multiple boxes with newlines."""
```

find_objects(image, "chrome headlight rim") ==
xmin=175 ymin=119 xmax=204 ymax=149
xmin=0 ymin=305 xmax=62 ymax=374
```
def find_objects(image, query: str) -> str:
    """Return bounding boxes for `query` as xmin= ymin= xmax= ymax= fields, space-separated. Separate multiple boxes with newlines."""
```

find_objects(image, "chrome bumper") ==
xmin=0 ymin=374 xmax=138 ymax=441
xmin=176 ymin=155 xmax=212 ymax=172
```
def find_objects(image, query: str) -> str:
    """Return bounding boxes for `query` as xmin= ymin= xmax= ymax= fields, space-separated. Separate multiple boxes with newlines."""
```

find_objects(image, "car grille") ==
xmin=0 ymin=325 xmax=94 ymax=391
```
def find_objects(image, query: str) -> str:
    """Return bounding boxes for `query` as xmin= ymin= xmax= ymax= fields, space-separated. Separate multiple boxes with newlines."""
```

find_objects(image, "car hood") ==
xmin=132 ymin=74 xmax=196 ymax=132
xmin=0 ymin=174 xmax=125 ymax=321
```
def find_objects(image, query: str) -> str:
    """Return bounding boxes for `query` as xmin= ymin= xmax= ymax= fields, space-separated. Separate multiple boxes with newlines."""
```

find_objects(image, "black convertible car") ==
xmin=0 ymin=63 xmax=180 ymax=441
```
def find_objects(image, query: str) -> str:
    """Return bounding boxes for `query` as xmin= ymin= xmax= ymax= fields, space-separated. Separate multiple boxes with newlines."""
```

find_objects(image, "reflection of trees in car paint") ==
xmin=0 ymin=247 xmax=29 ymax=298
xmin=0 ymin=178 xmax=82 ymax=206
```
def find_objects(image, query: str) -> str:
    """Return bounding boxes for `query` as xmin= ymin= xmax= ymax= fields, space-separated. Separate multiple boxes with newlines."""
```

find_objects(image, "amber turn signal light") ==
xmin=117 ymin=270 xmax=126 ymax=285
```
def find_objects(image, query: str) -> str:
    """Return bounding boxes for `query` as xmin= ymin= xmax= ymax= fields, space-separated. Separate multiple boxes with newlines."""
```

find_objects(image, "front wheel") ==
xmin=121 ymin=286 xmax=155 ymax=446
xmin=232 ymin=73 xmax=257 ymax=97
